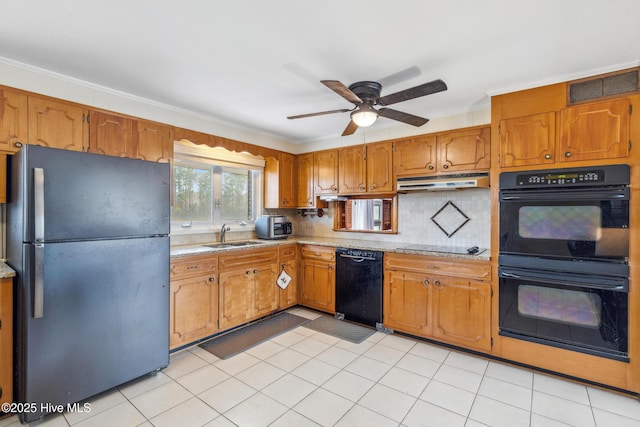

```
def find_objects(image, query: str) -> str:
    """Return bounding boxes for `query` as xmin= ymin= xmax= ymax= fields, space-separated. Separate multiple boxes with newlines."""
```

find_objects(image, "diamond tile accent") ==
xmin=430 ymin=201 xmax=470 ymax=237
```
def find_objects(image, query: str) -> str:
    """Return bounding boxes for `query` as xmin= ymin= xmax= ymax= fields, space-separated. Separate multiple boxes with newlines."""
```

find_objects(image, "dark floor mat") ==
xmin=303 ymin=316 xmax=375 ymax=344
xmin=199 ymin=312 xmax=309 ymax=359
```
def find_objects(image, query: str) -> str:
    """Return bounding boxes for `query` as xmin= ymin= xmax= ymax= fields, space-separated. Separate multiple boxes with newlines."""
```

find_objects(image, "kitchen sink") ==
xmin=202 ymin=240 xmax=266 ymax=249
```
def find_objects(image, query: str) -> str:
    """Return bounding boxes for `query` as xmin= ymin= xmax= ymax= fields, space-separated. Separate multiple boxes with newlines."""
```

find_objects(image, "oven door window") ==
xmin=500 ymin=197 xmax=629 ymax=261
xmin=518 ymin=285 xmax=601 ymax=328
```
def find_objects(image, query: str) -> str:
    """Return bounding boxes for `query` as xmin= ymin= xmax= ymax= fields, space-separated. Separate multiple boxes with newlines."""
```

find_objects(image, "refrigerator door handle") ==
xmin=34 ymin=167 xmax=45 ymax=243
xmin=34 ymin=243 xmax=44 ymax=318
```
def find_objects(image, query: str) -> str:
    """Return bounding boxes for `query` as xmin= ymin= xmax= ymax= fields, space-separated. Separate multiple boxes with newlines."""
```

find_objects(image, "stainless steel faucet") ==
xmin=220 ymin=223 xmax=230 ymax=242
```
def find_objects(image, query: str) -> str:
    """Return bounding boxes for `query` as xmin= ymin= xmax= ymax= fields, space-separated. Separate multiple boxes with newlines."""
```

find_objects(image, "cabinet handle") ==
xmin=246 ymin=270 xmax=251 ymax=275
xmin=281 ymin=263 xmax=286 ymax=269
xmin=253 ymin=270 xmax=258 ymax=274
xmin=369 ymin=185 xmax=375 ymax=190
xmin=434 ymin=280 xmax=442 ymax=287
xmin=565 ymin=151 xmax=572 ymax=157
xmin=428 ymin=165 xmax=434 ymax=170
xmin=209 ymin=276 xmax=215 ymax=282
xmin=187 ymin=265 xmax=200 ymax=270
xmin=359 ymin=185 xmax=365 ymax=190
xmin=423 ymin=279 xmax=430 ymax=286
xmin=442 ymin=164 xmax=449 ymax=169
xmin=544 ymin=154 xmax=552 ymax=159
xmin=427 ymin=265 xmax=440 ymax=269
xmin=328 ymin=266 xmax=333 ymax=271
xmin=14 ymin=141 xmax=23 ymax=148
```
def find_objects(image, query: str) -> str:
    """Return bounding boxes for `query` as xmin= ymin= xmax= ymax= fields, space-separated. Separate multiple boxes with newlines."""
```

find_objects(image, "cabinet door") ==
xmin=297 ymin=153 xmax=316 ymax=208
xmin=339 ymin=145 xmax=366 ymax=194
xmin=218 ymin=269 xmax=252 ymax=330
xmin=393 ymin=135 xmax=437 ymax=176
xmin=438 ymin=126 xmax=490 ymax=172
xmin=89 ymin=111 xmax=134 ymax=157
xmin=383 ymin=270 xmax=432 ymax=336
xmin=0 ymin=278 xmax=13 ymax=405
xmin=432 ymin=277 xmax=491 ymax=353
xmin=367 ymin=141 xmax=394 ymax=193
xmin=314 ymin=149 xmax=339 ymax=195
xmin=499 ymin=112 xmax=555 ymax=167
xmin=0 ymin=87 xmax=28 ymax=153
xmin=252 ymin=263 xmax=279 ymax=318
xmin=280 ymin=152 xmax=297 ymax=207
xmin=299 ymin=258 xmax=335 ymax=313
xmin=133 ymin=120 xmax=173 ymax=163
xmin=169 ymin=275 xmax=218 ymax=349
xmin=28 ymin=96 xmax=87 ymax=151
xmin=559 ymin=98 xmax=630 ymax=162
xmin=278 ymin=260 xmax=297 ymax=309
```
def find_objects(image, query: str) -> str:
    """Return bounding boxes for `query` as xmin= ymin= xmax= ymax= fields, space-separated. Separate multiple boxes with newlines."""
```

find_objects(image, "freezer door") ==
xmin=16 ymin=237 xmax=169 ymax=423
xmin=14 ymin=145 xmax=169 ymax=242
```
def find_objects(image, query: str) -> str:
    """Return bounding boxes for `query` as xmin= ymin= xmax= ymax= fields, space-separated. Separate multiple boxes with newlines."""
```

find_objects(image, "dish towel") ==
xmin=277 ymin=270 xmax=292 ymax=289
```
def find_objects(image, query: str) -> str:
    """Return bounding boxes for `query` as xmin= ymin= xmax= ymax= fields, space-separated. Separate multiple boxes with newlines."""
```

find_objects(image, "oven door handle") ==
xmin=499 ymin=269 xmax=628 ymax=292
xmin=500 ymin=188 xmax=629 ymax=201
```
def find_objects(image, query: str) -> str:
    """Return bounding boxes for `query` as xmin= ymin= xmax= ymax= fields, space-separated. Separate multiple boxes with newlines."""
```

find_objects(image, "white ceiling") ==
xmin=0 ymin=0 xmax=638 ymax=144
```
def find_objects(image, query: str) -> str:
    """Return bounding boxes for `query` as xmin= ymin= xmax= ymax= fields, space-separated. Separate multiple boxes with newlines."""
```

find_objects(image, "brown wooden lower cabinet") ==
xmin=278 ymin=245 xmax=298 ymax=309
xmin=298 ymin=245 xmax=335 ymax=313
xmin=0 ymin=277 xmax=13 ymax=405
xmin=169 ymin=255 xmax=218 ymax=350
xmin=383 ymin=253 xmax=492 ymax=353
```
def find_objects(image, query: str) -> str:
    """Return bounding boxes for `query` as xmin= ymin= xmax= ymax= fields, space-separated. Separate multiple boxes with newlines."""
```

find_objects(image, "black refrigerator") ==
xmin=6 ymin=145 xmax=170 ymax=423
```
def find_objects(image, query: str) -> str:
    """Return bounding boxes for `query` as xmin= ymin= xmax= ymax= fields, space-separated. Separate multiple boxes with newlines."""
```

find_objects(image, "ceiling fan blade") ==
xmin=378 ymin=79 xmax=447 ymax=106
xmin=321 ymin=80 xmax=362 ymax=104
xmin=377 ymin=66 xmax=421 ymax=88
xmin=341 ymin=120 xmax=359 ymax=136
xmin=378 ymin=108 xmax=429 ymax=127
xmin=287 ymin=108 xmax=351 ymax=120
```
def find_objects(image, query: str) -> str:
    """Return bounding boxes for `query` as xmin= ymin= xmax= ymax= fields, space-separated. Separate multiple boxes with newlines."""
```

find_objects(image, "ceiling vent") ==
xmin=568 ymin=68 xmax=639 ymax=104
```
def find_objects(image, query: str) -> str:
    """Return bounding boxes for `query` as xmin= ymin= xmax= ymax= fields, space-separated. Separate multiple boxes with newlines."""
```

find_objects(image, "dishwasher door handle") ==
xmin=339 ymin=253 xmax=377 ymax=262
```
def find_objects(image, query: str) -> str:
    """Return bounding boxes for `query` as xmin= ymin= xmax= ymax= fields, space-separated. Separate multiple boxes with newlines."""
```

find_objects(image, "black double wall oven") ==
xmin=498 ymin=165 xmax=630 ymax=361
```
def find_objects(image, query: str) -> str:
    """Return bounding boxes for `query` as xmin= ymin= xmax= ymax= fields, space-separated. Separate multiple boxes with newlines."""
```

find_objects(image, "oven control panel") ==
xmin=515 ymin=169 xmax=605 ymax=186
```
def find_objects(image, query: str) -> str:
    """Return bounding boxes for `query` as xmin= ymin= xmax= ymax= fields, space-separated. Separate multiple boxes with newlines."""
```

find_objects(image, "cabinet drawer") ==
xmin=300 ymin=245 xmax=336 ymax=262
xmin=279 ymin=245 xmax=297 ymax=261
xmin=218 ymin=247 xmax=279 ymax=271
xmin=170 ymin=255 xmax=217 ymax=280
xmin=385 ymin=252 xmax=491 ymax=281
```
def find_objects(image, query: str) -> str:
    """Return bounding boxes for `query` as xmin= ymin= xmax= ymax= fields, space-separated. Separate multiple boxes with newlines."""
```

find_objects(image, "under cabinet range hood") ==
xmin=396 ymin=172 xmax=490 ymax=192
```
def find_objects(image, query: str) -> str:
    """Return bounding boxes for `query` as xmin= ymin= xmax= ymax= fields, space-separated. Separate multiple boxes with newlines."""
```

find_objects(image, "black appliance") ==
xmin=498 ymin=164 xmax=630 ymax=361
xmin=6 ymin=146 xmax=170 ymax=423
xmin=335 ymin=248 xmax=383 ymax=328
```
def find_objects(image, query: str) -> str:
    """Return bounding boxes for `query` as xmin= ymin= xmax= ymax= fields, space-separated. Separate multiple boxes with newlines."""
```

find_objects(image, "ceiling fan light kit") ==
xmin=287 ymin=72 xmax=447 ymax=136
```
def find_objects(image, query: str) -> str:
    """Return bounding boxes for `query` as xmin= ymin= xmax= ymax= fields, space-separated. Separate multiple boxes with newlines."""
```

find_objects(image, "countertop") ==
xmin=0 ymin=262 xmax=16 ymax=278
xmin=170 ymin=236 xmax=491 ymax=261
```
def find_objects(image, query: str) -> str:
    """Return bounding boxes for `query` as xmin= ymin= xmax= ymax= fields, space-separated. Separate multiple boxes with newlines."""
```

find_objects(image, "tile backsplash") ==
xmin=294 ymin=188 xmax=491 ymax=249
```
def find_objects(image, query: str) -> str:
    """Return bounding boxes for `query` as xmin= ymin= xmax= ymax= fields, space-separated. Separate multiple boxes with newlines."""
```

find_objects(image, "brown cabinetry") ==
xmin=28 ymin=96 xmax=87 ymax=151
xmin=218 ymin=248 xmax=279 ymax=330
xmin=88 ymin=111 xmax=134 ymax=157
xmin=0 ymin=277 xmax=13 ymax=405
xmin=384 ymin=253 xmax=492 ymax=353
xmin=339 ymin=141 xmax=393 ymax=194
xmin=393 ymin=126 xmax=490 ymax=176
xmin=297 ymin=152 xmax=316 ymax=208
xmin=559 ymin=98 xmax=630 ymax=162
xmin=0 ymin=87 xmax=28 ymax=153
xmin=169 ymin=255 xmax=218 ymax=350
xmin=133 ymin=120 xmax=173 ymax=163
xmin=265 ymin=152 xmax=297 ymax=208
xmin=278 ymin=245 xmax=298 ymax=309
xmin=498 ymin=112 xmax=556 ymax=167
xmin=314 ymin=149 xmax=339 ymax=195
xmin=299 ymin=245 xmax=335 ymax=313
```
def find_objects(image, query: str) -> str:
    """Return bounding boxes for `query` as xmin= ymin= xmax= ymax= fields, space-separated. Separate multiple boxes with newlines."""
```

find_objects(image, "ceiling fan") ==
xmin=287 ymin=77 xmax=447 ymax=136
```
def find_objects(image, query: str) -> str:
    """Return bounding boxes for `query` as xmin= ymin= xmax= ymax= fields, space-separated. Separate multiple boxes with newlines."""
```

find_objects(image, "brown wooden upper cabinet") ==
xmin=393 ymin=126 xmax=490 ymax=176
xmin=296 ymin=152 xmax=316 ymax=208
xmin=0 ymin=87 xmax=28 ymax=153
xmin=133 ymin=120 xmax=173 ymax=163
xmin=498 ymin=112 xmax=556 ymax=167
xmin=88 ymin=111 xmax=134 ymax=157
xmin=265 ymin=152 xmax=297 ymax=209
xmin=559 ymin=98 xmax=630 ymax=162
xmin=28 ymin=96 xmax=87 ymax=152
xmin=314 ymin=149 xmax=339 ymax=195
xmin=339 ymin=141 xmax=393 ymax=194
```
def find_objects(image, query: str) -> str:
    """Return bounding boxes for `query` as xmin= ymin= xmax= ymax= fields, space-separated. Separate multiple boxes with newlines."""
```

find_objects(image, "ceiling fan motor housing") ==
xmin=348 ymin=81 xmax=382 ymax=104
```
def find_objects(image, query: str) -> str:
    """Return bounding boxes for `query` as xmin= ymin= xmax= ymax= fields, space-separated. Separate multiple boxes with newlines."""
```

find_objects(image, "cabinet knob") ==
xmin=209 ymin=276 xmax=215 ymax=282
xmin=253 ymin=270 xmax=258 ymax=274
xmin=14 ymin=141 xmax=23 ymax=148
xmin=423 ymin=279 xmax=430 ymax=285
xmin=359 ymin=185 xmax=365 ymax=190
xmin=564 ymin=151 xmax=572 ymax=157
xmin=442 ymin=164 xmax=449 ymax=169
xmin=246 ymin=271 xmax=251 ymax=275
xmin=369 ymin=185 xmax=375 ymax=190
xmin=435 ymin=280 xmax=442 ymax=287
xmin=282 ymin=199 xmax=288 ymax=205
xmin=328 ymin=266 xmax=333 ymax=271
xmin=544 ymin=154 xmax=552 ymax=159
xmin=428 ymin=165 xmax=434 ymax=170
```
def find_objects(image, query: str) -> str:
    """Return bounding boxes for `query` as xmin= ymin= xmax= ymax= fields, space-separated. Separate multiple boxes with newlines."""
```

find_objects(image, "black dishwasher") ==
xmin=335 ymin=248 xmax=383 ymax=329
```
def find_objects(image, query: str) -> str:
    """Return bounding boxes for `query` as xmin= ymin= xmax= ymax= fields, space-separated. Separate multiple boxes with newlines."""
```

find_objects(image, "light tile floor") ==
xmin=2 ymin=307 xmax=640 ymax=427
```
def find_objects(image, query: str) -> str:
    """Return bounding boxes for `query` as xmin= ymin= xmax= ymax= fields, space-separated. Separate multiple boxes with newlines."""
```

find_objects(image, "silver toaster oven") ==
xmin=255 ymin=215 xmax=292 ymax=240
